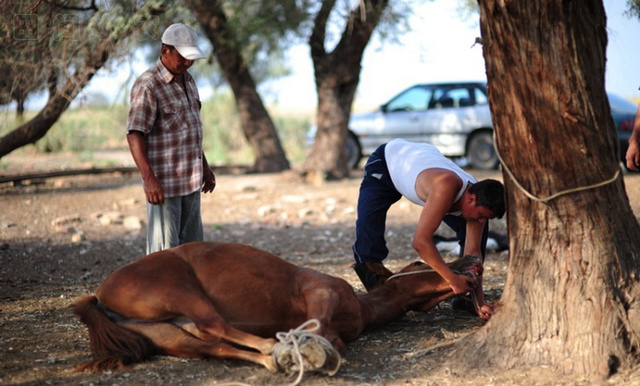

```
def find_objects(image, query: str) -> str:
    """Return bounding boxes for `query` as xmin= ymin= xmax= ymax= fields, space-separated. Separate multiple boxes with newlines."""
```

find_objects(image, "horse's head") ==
xmin=449 ymin=254 xmax=483 ymax=279
xmin=382 ymin=255 xmax=484 ymax=312
xmin=390 ymin=255 xmax=483 ymax=280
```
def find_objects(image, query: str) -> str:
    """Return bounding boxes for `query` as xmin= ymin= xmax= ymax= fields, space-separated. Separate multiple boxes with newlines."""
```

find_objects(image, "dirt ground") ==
xmin=2 ymin=152 xmax=640 ymax=386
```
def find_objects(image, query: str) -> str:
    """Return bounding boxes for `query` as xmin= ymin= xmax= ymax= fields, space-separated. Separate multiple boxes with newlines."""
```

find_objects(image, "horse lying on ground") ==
xmin=73 ymin=241 xmax=482 ymax=377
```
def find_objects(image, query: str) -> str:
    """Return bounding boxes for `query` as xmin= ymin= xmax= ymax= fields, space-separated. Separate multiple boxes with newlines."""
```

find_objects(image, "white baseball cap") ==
xmin=161 ymin=23 xmax=206 ymax=60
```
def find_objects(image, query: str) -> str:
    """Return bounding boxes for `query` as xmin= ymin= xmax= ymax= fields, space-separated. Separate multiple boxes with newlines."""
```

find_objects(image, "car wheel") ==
xmin=467 ymin=131 xmax=499 ymax=170
xmin=346 ymin=132 xmax=362 ymax=169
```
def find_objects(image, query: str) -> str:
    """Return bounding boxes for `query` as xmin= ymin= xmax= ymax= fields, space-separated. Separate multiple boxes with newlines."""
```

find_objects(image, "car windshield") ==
xmin=385 ymin=87 xmax=432 ymax=112
xmin=384 ymin=84 xmax=488 ymax=112
xmin=608 ymin=93 xmax=637 ymax=114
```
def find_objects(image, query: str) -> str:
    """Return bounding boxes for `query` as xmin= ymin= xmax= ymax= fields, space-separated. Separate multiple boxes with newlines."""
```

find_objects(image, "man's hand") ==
xmin=477 ymin=303 xmax=493 ymax=320
xmin=201 ymin=155 xmax=216 ymax=194
xmin=202 ymin=166 xmax=216 ymax=194
xmin=142 ymin=173 xmax=164 ymax=205
xmin=447 ymin=273 xmax=476 ymax=295
xmin=626 ymin=140 xmax=640 ymax=171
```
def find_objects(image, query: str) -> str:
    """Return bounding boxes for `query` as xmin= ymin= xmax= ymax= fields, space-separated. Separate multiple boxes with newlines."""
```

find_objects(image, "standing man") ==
xmin=351 ymin=139 xmax=505 ymax=319
xmin=127 ymin=23 xmax=216 ymax=254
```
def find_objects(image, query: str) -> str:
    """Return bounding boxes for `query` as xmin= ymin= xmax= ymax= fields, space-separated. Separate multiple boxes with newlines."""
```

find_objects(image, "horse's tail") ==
xmin=73 ymin=295 xmax=155 ymax=372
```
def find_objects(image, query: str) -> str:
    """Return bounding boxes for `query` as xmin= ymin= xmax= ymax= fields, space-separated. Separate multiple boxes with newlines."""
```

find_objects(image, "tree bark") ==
xmin=303 ymin=0 xmax=388 ymax=180
xmin=187 ymin=0 xmax=290 ymax=173
xmin=451 ymin=0 xmax=640 ymax=378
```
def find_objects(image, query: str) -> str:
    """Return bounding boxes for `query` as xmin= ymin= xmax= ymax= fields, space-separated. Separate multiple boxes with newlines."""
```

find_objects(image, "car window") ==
xmin=430 ymin=87 xmax=474 ymax=109
xmin=474 ymin=87 xmax=488 ymax=105
xmin=386 ymin=87 xmax=432 ymax=112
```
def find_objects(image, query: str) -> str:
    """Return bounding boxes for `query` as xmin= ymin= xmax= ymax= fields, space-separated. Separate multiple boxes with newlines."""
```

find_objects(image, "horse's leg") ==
xmin=122 ymin=321 xmax=277 ymax=371
xmin=300 ymin=286 xmax=351 ymax=351
xmin=166 ymin=293 xmax=277 ymax=355
xmin=100 ymin=255 xmax=276 ymax=355
xmin=300 ymin=288 xmax=337 ymax=336
xmin=286 ymin=285 xmax=344 ymax=375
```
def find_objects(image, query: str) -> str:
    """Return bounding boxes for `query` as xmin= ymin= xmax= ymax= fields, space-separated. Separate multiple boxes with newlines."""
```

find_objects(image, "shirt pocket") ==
xmin=159 ymin=101 xmax=188 ymax=132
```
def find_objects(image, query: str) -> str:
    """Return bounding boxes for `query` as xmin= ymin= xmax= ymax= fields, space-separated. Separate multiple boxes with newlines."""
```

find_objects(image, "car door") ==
xmin=421 ymin=85 xmax=491 ymax=157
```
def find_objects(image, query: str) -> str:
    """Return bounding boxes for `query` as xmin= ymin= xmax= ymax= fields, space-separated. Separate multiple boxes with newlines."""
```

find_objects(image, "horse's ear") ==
xmin=396 ymin=261 xmax=427 ymax=274
xmin=366 ymin=262 xmax=394 ymax=278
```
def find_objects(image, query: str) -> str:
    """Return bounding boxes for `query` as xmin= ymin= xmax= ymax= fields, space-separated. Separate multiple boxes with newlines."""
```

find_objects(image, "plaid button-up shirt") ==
xmin=126 ymin=59 xmax=204 ymax=198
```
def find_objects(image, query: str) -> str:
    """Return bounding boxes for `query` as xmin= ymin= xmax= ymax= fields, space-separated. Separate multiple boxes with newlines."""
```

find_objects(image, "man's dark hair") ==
xmin=469 ymin=179 xmax=505 ymax=218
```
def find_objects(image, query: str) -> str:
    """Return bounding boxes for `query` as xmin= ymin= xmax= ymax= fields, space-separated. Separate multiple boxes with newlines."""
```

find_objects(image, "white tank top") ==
xmin=385 ymin=139 xmax=476 ymax=212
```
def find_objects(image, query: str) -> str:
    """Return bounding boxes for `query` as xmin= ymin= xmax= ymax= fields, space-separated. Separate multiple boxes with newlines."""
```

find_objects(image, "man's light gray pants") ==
xmin=146 ymin=191 xmax=203 ymax=254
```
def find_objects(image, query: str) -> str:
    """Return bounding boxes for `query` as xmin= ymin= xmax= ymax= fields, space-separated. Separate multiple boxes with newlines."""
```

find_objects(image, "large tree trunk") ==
xmin=451 ymin=0 xmax=640 ymax=378
xmin=187 ymin=0 xmax=290 ymax=173
xmin=303 ymin=0 xmax=388 ymax=180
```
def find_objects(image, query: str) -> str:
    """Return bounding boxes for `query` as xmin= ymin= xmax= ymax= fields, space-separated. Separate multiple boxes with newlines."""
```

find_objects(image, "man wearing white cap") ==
xmin=126 ymin=23 xmax=216 ymax=254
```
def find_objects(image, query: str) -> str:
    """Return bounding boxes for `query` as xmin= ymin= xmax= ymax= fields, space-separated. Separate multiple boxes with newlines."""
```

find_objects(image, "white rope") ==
xmin=273 ymin=319 xmax=341 ymax=386
xmin=386 ymin=268 xmax=437 ymax=281
xmin=493 ymin=130 xmax=621 ymax=203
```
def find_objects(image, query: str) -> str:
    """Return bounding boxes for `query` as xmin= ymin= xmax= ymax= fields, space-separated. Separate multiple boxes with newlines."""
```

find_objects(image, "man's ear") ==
xmin=468 ymin=192 xmax=477 ymax=206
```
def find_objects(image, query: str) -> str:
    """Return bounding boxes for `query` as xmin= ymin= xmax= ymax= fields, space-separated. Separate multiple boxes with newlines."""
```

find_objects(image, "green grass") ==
xmin=0 ymin=93 xmax=313 ymax=168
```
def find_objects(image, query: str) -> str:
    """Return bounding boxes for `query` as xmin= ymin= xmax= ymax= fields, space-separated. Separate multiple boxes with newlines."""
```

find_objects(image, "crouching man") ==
xmin=351 ymin=139 xmax=505 ymax=319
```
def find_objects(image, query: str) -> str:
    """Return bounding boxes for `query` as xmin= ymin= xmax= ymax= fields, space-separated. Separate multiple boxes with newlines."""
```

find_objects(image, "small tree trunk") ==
xmin=304 ymin=69 xmax=357 ymax=180
xmin=0 ymin=39 xmax=112 ymax=159
xmin=15 ymin=94 xmax=25 ymax=121
xmin=451 ymin=0 xmax=640 ymax=378
xmin=0 ymin=6 xmax=160 ymax=160
xmin=302 ymin=0 xmax=388 ymax=180
xmin=187 ymin=0 xmax=290 ymax=173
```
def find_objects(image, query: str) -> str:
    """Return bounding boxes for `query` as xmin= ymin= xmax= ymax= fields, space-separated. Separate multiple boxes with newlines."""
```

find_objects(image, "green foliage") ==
xmin=200 ymin=93 xmax=312 ymax=165
xmin=628 ymin=0 xmax=640 ymax=18
xmin=200 ymin=94 xmax=248 ymax=164
xmin=0 ymin=94 xmax=312 ymax=166
xmin=24 ymin=105 xmax=128 ymax=153
xmin=0 ymin=0 xmax=170 ymax=114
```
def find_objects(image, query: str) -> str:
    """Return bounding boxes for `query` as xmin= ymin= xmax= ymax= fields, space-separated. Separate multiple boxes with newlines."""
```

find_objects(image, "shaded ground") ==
xmin=2 ymin=153 xmax=640 ymax=385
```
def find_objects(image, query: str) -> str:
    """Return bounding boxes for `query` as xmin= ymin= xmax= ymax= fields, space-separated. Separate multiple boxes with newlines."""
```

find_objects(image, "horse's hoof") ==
xmin=300 ymin=336 xmax=340 ymax=375
xmin=320 ymin=343 xmax=341 ymax=376
xmin=272 ymin=336 xmax=341 ymax=376
xmin=298 ymin=339 xmax=327 ymax=370
xmin=272 ymin=342 xmax=295 ymax=374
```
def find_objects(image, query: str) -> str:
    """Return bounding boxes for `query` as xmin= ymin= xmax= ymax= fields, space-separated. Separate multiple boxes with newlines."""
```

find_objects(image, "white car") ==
xmin=310 ymin=82 xmax=498 ymax=170
xmin=309 ymin=83 xmax=637 ymax=170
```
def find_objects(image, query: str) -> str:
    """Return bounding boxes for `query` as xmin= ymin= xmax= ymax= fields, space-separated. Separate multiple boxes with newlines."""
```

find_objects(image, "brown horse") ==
xmin=73 ymin=241 xmax=482 ymax=375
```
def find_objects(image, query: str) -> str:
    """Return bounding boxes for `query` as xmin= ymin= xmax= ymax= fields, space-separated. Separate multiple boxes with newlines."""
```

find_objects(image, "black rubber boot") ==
xmin=352 ymin=262 xmax=380 ymax=291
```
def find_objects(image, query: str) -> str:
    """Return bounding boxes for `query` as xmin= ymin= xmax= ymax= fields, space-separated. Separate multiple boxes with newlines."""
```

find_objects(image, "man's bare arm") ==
xmin=412 ymin=171 xmax=475 ymax=294
xmin=127 ymin=131 xmax=164 ymax=205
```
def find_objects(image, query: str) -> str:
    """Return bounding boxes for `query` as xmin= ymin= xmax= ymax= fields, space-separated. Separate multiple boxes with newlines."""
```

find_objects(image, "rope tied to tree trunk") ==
xmin=493 ymin=130 xmax=621 ymax=203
